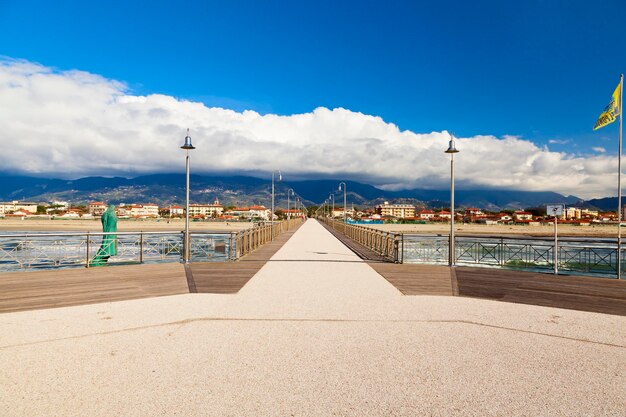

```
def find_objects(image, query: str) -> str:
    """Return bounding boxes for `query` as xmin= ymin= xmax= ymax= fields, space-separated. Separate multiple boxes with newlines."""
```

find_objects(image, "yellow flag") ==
xmin=593 ymin=82 xmax=622 ymax=130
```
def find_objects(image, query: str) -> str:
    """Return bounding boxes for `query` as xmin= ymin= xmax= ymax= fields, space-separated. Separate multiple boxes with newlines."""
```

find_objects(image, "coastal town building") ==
xmin=188 ymin=199 xmax=224 ymax=218
xmin=463 ymin=207 xmax=486 ymax=222
xmin=284 ymin=209 xmax=305 ymax=218
xmin=581 ymin=209 xmax=599 ymax=219
xmin=329 ymin=208 xmax=355 ymax=218
xmin=225 ymin=205 xmax=272 ymax=220
xmin=437 ymin=210 xmax=452 ymax=219
xmin=59 ymin=209 xmax=82 ymax=218
xmin=513 ymin=211 xmax=534 ymax=221
xmin=88 ymin=202 xmax=107 ymax=216
xmin=419 ymin=209 xmax=436 ymax=220
xmin=0 ymin=201 xmax=38 ymax=215
xmin=497 ymin=213 xmax=513 ymax=223
xmin=375 ymin=202 xmax=416 ymax=219
xmin=563 ymin=207 xmax=582 ymax=220
xmin=117 ymin=203 xmax=159 ymax=218
xmin=170 ymin=205 xmax=184 ymax=216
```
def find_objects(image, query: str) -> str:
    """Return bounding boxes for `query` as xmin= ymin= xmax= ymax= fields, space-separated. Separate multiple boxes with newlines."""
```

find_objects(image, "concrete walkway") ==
xmin=1 ymin=219 xmax=625 ymax=416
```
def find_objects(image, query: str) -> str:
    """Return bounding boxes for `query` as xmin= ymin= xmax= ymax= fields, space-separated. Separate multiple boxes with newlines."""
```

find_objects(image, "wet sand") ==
xmin=0 ymin=218 xmax=254 ymax=232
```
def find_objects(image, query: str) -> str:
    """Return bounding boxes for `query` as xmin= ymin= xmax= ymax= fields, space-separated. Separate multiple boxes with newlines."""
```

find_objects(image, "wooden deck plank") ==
xmin=189 ymin=223 xmax=302 ymax=294
xmin=0 ymin=263 xmax=189 ymax=313
xmin=367 ymin=262 xmax=626 ymax=315
xmin=453 ymin=266 xmax=626 ymax=315
xmin=368 ymin=263 xmax=454 ymax=296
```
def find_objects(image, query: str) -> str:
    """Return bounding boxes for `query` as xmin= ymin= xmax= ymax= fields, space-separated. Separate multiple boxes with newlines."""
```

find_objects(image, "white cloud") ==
xmin=548 ymin=139 xmax=570 ymax=145
xmin=0 ymin=58 xmax=618 ymax=199
xmin=592 ymin=146 xmax=606 ymax=153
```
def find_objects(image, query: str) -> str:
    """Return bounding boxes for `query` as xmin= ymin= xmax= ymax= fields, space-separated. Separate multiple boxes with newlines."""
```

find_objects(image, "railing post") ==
xmin=85 ymin=231 xmax=90 ymax=268
xmin=139 ymin=232 xmax=144 ymax=263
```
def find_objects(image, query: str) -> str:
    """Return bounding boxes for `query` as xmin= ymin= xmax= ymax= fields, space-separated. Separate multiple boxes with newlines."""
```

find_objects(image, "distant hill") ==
xmin=580 ymin=197 xmax=619 ymax=212
xmin=0 ymin=172 xmax=586 ymax=211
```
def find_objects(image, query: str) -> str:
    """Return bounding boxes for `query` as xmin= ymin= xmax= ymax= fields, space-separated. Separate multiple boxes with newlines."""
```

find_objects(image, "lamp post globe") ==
xmin=338 ymin=182 xmax=347 ymax=223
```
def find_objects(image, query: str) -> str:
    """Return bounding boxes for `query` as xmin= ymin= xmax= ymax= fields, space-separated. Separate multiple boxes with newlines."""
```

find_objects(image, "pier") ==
xmin=1 ymin=219 xmax=625 ymax=416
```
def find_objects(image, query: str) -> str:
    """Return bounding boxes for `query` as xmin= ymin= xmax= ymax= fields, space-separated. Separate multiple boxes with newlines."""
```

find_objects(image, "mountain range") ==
xmin=0 ymin=173 xmax=610 ymax=211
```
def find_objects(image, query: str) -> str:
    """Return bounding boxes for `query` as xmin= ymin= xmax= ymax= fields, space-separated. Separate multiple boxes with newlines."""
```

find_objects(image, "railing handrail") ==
xmin=318 ymin=216 xmax=401 ymax=263
xmin=401 ymin=232 xmax=621 ymax=244
xmin=0 ymin=230 xmax=232 ymax=238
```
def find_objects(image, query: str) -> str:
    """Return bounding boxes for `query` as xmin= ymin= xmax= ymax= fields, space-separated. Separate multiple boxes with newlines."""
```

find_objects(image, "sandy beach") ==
xmin=367 ymin=222 xmax=620 ymax=237
xmin=0 ymin=218 xmax=254 ymax=232
xmin=0 ymin=217 xmax=620 ymax=237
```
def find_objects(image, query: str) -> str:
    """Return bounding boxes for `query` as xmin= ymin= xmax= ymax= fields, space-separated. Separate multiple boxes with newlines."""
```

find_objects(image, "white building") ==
xmin=170 ymin=205 xmax=184 ymax=216
xmin=331 ymin=208 xmax=354 ymax=218
xmin=119 ymin=204 xmax=159 ymax=218
xmin=375 ymin=202 xmax=416 ymax=219
xmin=226 ymin=205 xmax=272 ymax=221
xmin=0 ymin=201 xmax=38 ymax=215
xmin=563 ymin=207 xmax=582 ymax=220
xmin=188 ymin=199 xmax=224 ymax=218
xmin=513 ymin=211 xmax=534 ymax=221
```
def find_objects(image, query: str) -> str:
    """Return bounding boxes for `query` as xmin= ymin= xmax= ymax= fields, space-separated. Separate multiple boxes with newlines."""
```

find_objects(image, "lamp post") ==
xmin=181 ymin=129 xmax=195 ymax=263
xmin=271 ymin=169 xmax=281 ymax=238
xmin=445 ymin=134 xmax=459 ymax=267
xmin=329 ymin=194 xmax=334 ymax=218
xmin=287 ymin=188 xmax=295 ymax=220
xmin=338 ymin=182 xmax=347 ymax=223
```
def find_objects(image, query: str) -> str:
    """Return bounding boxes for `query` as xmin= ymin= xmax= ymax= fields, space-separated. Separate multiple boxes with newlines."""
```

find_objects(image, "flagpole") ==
xmin=619 ymin=73 xmax=624 ymax=280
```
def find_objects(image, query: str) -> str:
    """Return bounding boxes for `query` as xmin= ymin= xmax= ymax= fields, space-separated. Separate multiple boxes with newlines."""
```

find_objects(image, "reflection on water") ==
xmin=0 ymin=231 xmax=234 ymax=272
xmin=402 ymin=235 xmax=621 ymax=279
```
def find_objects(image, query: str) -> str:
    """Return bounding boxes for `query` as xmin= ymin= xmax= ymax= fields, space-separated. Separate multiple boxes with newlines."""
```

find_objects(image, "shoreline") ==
xmin=365 ymin=222 xmax=619 ymax=237
xmin=0 ymin=218 xmax=254 ymax=232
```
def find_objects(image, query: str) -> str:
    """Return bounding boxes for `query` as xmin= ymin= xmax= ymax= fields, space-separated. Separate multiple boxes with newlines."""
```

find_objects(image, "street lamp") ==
xmin=338 ymin=182 xmax=347 ymax=223
xmin=181 ymin=128 xmax=195 ymax=263
xmin=287 ymin=188 xmax=295 ymax=220
xmin=329 ymin=194 xmax=334 ymax=218
xmin=271 ymin=169 xmax=281 ymax=238
xmin=445 ymin=134 xmax=459 ymax=267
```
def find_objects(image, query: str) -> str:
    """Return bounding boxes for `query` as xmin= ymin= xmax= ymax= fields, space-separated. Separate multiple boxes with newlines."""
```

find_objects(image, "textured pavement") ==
xmin=1 ymin=219 xmax=625 ymax=416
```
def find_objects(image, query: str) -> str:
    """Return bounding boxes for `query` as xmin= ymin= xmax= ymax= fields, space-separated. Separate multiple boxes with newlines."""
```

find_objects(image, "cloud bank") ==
xmin=0 ymin=58 xmax=617 ymax=199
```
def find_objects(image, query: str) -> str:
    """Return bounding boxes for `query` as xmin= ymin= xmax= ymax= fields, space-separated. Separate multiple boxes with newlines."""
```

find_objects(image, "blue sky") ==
xmin=2 ymin=1 xmax=624 ymax=147
xmin=0 ymin=1 xmax=624 ymax=197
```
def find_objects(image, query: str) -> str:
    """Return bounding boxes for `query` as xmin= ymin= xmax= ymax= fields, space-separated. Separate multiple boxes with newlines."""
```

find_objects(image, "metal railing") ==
xmin=232 ymin=217 xmax=304 ymax=258
xmin=402 ymin=234 xmax=623 ymax=278
xmin=319 ymin=217 xmax=401 ymax=262
xmin=0 ymin=217 xmax=304 ymax=272
xmin=319 ymin=217 xmax=621 ymax=278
